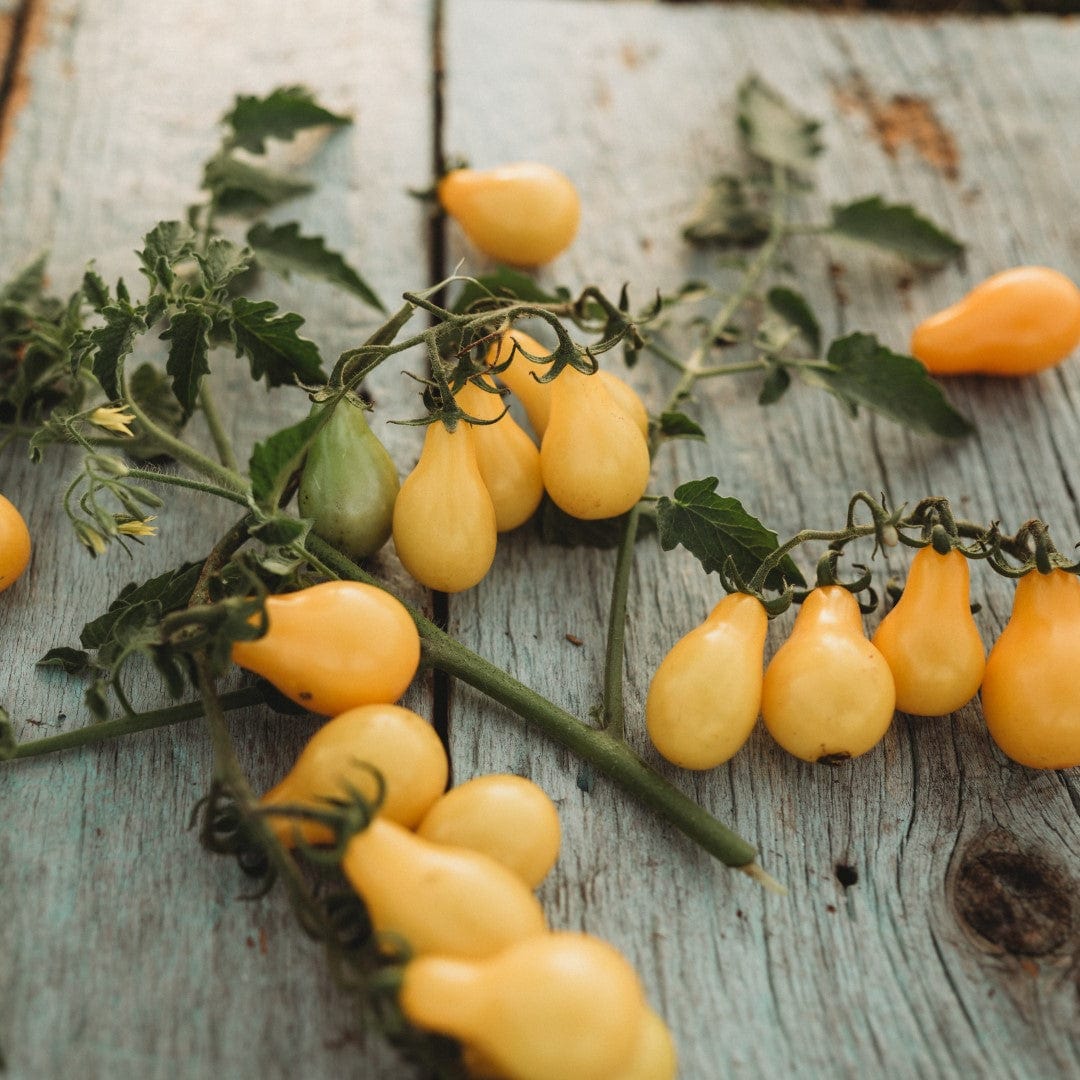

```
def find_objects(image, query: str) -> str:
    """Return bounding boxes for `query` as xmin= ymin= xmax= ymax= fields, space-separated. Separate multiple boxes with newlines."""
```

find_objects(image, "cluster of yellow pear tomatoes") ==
xmin=391 ymin=328 xmax=651 ymax=593
xmin=646 ymin=542 xmax=1080 ymax=773
xmin=230 ymin=579 xmax=677 ymax=1080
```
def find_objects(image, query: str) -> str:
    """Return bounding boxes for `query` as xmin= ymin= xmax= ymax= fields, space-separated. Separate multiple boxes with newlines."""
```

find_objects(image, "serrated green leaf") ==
xmin=80 ymin=563 xmax=203 ymax=651
xmin=161 ymin=305 xmax=213 ymax=418
xmin=223 ymin=86 xmax=350 ymax=154
xmin=229 ymin=297 xmax=325 ymax=388
xmin=737 ymin=75 xmax=823 ymax=174
xmin=829 ymin=197 xmax=964 ymax=268
xmin=248 ymin=411 xmax=323 ymax=507
xmin=247 ymin=222 xmax=384 ymax=311
xmin=82 ymin=267 xmax=110 ymax=311
xmin=452 ymin=268 xmax=564 ymax=314
xmin=196 ymin=238 xmax=253 ymax=293
xmin=807 ymin=333 xmax=975 ymax=438
xmin=682 ymin=175 xmax=771 ymax=247
xmin=766 ymin=286 xmax=821 ymax=354
xmin=656 ymin=478 xmax=804 ymax=591
xmin=658 ymin=411 xmax=705 ymax=440
xmin=138 ymin=221 xmax=197 ymax=289
xmin=203 ymin=155 xmax=313 ymax=215
xmin=82 ymin=302 xmax=146 ymax=399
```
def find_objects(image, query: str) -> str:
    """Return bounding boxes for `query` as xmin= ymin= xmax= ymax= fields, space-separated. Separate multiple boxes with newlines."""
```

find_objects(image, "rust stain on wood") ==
xmin=834 ymin=72 xmax=960 ymax=180
xmin=0 ymin=0 xmax=48 ymax=167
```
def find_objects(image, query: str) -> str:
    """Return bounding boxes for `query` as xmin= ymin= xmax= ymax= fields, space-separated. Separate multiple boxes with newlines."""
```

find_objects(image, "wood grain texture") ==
xmin=3 ymin=2 xmax=1080 ymax=1079
xmin=443 ymin=3 xmax=1080 ymax=1078
xmin=0 ymin=2 xmax=435 ymax=1078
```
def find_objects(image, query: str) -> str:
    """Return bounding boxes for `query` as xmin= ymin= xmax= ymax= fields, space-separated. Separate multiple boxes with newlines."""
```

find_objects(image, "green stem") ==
xmin=601 ymin=502 xmax=642 ymax=740
xmin=198 ymin=381 xmax=241 ymax=473
xmin=307 ymin=536 xmax=762 ymax=873
xmin=6 ymin=686 xmax=265 ymax=760
xmin=123 ymin=377 xmax=249 ymax=496
xmin=124 ymin=467 xmax=250 ymax=506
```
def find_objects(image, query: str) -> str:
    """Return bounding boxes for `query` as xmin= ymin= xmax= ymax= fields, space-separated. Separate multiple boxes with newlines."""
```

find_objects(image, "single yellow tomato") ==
xmin=417 ymin=774 xmax=561 ymax=888
xmin=438 ymin=163 xmax=580 ymax=267
xmin=646 ymin=593 xmax=768 ymax=769
xmin=872 ymin=545 xmax=985 ymax=716
xmin=400 ymin=932 xmax=648 ymax=1080
xmin=259 ymin=704 xmax=448 ymax=846
xmin=911 ymin=266 xmax=1080 ymax=376
xmin=981 ymin=568 xmax=1080 ymax=769
xmin=231 ymin=581 xmax=420 ymax=715
xmin=762 ymin=586 xmax=896 ymax=763
xmin=0 ymin=492 xmax=32 ymax=593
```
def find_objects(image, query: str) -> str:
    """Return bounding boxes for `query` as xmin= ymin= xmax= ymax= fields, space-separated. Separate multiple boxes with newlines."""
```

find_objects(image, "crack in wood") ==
xmin=0 ymin=0 xmax=44 ymax=167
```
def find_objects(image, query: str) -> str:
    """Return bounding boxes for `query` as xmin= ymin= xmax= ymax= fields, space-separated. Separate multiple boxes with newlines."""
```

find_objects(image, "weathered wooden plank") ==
xmin=0 ymin=2 xmax=435 ymax=1078
xmin=444 ymin=3 xmax=1080 ymax=1078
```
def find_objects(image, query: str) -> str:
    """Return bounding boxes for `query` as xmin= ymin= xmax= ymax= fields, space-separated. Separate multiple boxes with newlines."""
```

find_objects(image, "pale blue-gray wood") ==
xmin=2 ymin=1 xmax=1079 ymax=1079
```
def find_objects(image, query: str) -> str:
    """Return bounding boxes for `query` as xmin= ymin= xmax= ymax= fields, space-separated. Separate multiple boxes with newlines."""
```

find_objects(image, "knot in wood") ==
xmin=953 ymin=845 xmax=1074 ymax=958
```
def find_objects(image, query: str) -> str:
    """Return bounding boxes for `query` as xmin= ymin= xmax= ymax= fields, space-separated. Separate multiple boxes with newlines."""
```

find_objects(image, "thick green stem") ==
xmin=124 ymin=467 xmax=250 ymax=506
xmin=307 ymin=536 xmax=760 ymax=871
xmin=198 ymin=382 xmax=241 ymax=473
xmin=6 ymin=686 xmax=265 ymax=760
xmin=601 ymin=502 xmax=642 ymax=739
xmin=419 ymin=632 xmax=757 ymax=868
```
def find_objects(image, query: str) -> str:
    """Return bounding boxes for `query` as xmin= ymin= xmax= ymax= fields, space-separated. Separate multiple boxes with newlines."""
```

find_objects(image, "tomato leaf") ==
xmin=137 ymin=221 xmax=197 ymax=291
xmin=766 ymin=286 xmax=821 ymax=354
xmin=249 ymin=411 xmax=323 ymax=508
xmin=228 ymin=297 xmax=325 ymax=388
xmin=656 ymin=478 xmax=805 ymax=591
xmin=737 ymin=75 xmax=823 ymax=175
xmin=247 ymin=222 xmax=384 ymax=312
xmin=0 ymin=254 xmax=49 ymax=306
xmin=806 ymin=333 xmax=975 ymax=437
xmin=222 ymin=86 xmax=350 ymax=155
xmin=79 ymin=563 xmax=203 ymax=651
xmin=73 ymin=300 xmax=147 ymax=399
xmin=162 ymin=305 xmax=213 ymax=418
xmin=829 ymin=197 xmax=964 ymax=268
xmin=195 ymin=238 xmax=253 ymax=294
xmin=682 ymin=174 xmax=771 ymax=247
xmin=203 ymin=155 xmax=313 ymax=215
xmin=37 ymin=646 xmax=94 ymax=675
xmin=658 ymin=411 xmax=705 ymax=440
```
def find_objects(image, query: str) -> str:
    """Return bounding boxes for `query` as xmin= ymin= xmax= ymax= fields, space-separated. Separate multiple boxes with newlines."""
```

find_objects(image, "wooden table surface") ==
xmin=2 ymin=2 xmax=1079 ymax=1078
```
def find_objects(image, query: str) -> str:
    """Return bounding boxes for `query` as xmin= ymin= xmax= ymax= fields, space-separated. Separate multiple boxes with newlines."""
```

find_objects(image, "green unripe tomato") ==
xmin=297 ymin=397 xmax=400 ymax=561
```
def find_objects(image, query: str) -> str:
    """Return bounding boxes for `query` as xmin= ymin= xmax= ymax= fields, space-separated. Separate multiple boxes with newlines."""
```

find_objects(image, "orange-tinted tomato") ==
xmin=981 ymin=568 xmax=1080 ymax=769
xmin=342 ymin=817 xmax=547 ymax=959
xmin=872 ymin=546 xmax=985 ymax=716
xmin=438 ymin=163 xmax=580 ymax=267
xmin=417 ymin=774 xmax=561 ymax=888
xmin=0 ymin=493 xmax=31 ymax=593
xmin=400 ymin=932 xmax=647 ymax=1080
xmin=259 ymin=703 xmax=448 ymax=846
xmin=911 ymin=266 xmax=1080 ymax=376
xmin=231 ymin=581 xmax=420 ymax=715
